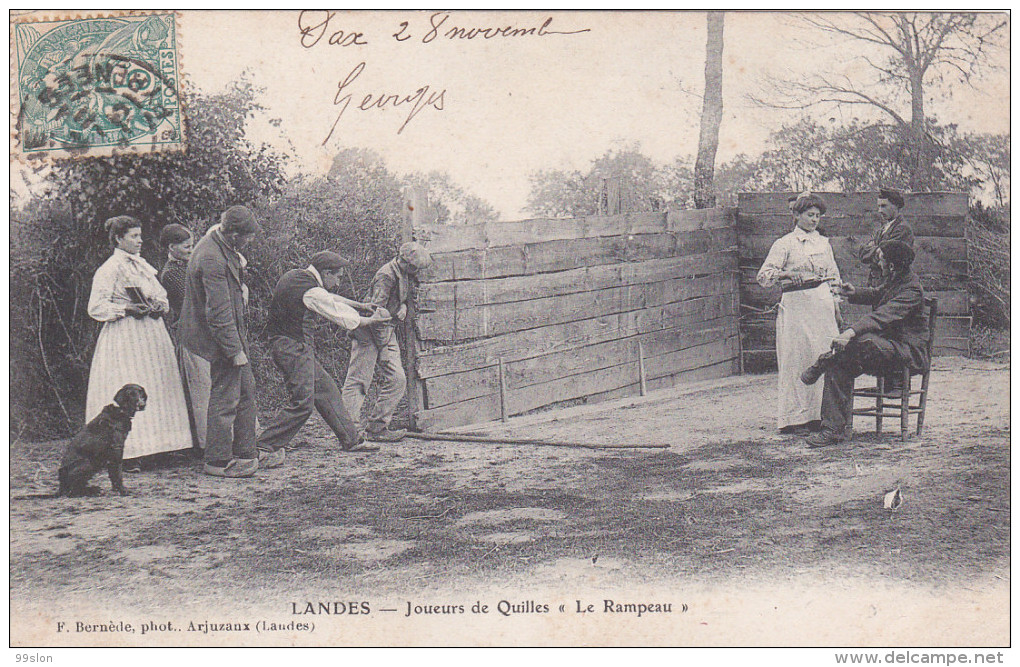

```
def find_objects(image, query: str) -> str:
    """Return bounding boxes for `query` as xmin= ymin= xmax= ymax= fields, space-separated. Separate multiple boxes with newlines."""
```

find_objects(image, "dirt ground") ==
xmin=9 ymin=356 xmax=1010 ymax=647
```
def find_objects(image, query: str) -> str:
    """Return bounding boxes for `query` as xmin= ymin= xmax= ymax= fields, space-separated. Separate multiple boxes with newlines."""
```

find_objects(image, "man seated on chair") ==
xmin=799 ymin=240 xmax=929 ymax=448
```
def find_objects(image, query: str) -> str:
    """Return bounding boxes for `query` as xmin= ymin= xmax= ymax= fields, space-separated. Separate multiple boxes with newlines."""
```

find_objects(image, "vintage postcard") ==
xmin=8 ymin=10 xmax=1010 ymax=652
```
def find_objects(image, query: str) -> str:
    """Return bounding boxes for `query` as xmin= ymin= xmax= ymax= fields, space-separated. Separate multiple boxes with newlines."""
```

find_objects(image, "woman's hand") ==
xmin=124 ymin=303 xmax=149 ymax=319
xmin=838 ymin=282 xmax=857 ymax=297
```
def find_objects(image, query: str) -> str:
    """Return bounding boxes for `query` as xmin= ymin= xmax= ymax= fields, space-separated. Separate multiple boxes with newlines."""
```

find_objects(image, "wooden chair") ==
xmin=851 ymin=297 xmax=938 ymax=442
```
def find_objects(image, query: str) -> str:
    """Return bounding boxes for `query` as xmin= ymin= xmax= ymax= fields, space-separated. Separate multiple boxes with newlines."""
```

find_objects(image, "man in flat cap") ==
xmin=342 ymin=242 xmax=432 ymax=442
xmin=859 ymin=188 xmax=914 ymax=288
xmin=800 ymin=240 xmax=928 ymax=448
xmin=256 ymin=251 xmax=391 ymax=466
xmin=181 ymin=205 xmax=262 ymax=478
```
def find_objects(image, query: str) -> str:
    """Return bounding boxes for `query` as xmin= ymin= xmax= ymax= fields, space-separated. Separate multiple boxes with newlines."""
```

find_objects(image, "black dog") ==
xmin=54 ymin=384 xmax=147 ymax=497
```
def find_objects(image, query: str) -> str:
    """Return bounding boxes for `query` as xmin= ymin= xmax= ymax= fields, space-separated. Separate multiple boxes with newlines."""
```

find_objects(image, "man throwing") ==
xmin=342 ymin=242 xmax=432 ymax=442
xmin=800 ymin=241 xmax=929 ymax=448
xmin=180 ymin=205 xmax=261 ymax=477
xmin=256 ymin=251 xmax=390 ymax=467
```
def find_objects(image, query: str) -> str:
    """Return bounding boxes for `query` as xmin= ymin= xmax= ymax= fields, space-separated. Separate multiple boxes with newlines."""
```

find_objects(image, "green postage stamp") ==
xmin=12 ymin=12 xmax=184 ymax=159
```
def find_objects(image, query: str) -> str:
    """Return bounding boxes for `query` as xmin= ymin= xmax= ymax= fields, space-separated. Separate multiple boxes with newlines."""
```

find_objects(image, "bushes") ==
xmin=967 ymin=204 xmax=1010 ymax=328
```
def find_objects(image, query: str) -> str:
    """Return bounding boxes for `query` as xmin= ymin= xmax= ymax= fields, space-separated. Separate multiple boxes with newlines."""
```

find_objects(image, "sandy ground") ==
xmin=9 ymin=356 xmax=1010 ymax=647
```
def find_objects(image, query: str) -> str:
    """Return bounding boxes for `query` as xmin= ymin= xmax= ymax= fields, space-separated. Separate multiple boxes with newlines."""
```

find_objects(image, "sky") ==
xmin=18 ymin=10 xmax=1013 ymax=220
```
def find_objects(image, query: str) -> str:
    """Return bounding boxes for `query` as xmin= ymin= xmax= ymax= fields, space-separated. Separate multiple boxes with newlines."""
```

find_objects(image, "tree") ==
xmin=526 ymin=146 xmax=688 ymax=217
xmin=694 ymin=11 xmax=725 ymax=209
xmin=955 ymin=133 xmax=1010 ymax=208
xmin=402 ymin=171 xmax=500 ymax=225
xmin=716 ymin=117 xmax=977 ymax=198
xmin=758 ymin=12 xmax=1007 ymax=190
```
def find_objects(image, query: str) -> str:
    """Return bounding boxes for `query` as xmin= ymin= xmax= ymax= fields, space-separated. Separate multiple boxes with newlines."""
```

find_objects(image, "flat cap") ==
xmin=399 ymin=241 xmax=432 ymax=271
xmin=309 ymin=250 xmax=350 ymax=272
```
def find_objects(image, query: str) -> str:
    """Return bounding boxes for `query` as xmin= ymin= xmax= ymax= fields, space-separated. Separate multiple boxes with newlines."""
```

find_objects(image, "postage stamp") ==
xmin=11 ymin=12 xmax=184 ymax=160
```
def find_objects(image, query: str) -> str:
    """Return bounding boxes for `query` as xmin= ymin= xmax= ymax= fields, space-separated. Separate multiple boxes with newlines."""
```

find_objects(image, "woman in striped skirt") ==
xmin=85 ymin=216 xmax=193 ymax=464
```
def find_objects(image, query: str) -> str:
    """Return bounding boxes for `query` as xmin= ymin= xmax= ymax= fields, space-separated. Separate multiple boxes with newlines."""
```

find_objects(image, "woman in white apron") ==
xmin=86 ymin=216 xmax=193 ymax=464
xmin=756 ymin=194 xmax=841 ymax=435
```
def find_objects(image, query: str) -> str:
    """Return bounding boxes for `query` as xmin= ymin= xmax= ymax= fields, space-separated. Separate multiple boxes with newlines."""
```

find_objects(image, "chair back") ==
xmin=923 ymin=296 xmax=939 ymax=358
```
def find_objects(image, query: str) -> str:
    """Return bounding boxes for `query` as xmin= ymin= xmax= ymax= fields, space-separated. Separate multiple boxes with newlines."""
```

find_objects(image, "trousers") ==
xmin=342 ymin=329 xmax=406 ymax=433
xmin=820 ymin=333 xmax=921 ymax=434
xmin=257 ymin=336 xmax=359 ymax=451
xmin=206 ymin=356 xmax=257 ymax=462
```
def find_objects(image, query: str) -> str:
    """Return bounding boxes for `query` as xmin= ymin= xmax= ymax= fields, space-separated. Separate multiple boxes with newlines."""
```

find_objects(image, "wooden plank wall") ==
xmin=737 ymin=191 xmax=972 ymax=372
xmin=411 ymin=209 xmax=741 ymax=431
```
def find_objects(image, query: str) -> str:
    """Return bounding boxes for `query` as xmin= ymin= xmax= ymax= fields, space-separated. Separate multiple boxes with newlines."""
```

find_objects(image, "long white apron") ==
xmin=85 ymin=316 xmax=193 ymax=458
xmin=775 ymin=284 xmax=839 ymax=429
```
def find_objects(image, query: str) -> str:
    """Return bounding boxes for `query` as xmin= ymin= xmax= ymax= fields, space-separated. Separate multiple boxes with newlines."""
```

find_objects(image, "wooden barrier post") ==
xmin=497 ymin=357 xmax=509 ymax=423
xmin=637 ymin=341 xmax=647 ymax=396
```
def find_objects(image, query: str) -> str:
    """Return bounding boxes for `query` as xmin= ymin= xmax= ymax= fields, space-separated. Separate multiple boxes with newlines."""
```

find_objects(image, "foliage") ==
xmin=525 ymin=147 xmax=695 ymax=217
xmin=758 ymin=12 xmax=1007 ymax=190
xmin=967 ymin=203 xmax=1010 ymax=327
xmin=716 ymin=118 xmax=978 ymax=200
xmin=403 ymin=171 xmax=500 ymax=225
xmin=10 ymin=80 xmax=291 ymax=439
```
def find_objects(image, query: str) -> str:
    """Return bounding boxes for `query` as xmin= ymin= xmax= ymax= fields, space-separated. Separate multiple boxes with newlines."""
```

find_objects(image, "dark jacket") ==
xmin=859 ymin=217 xmax=915 ymax=286
xmin=352 ymin=258 xmax=411 ymax=347
xmin=180 ymin=227 xmax=249 ymax=362
xmin=159 ymin=257 xmax=188 ymax=330
xmin=848 ymin=270 xmax=929 ymax=371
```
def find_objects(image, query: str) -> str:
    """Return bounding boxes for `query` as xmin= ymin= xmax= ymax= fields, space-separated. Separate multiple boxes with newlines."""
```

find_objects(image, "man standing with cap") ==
xmin=342 ymin=241 xmax=432 ymax=442
xmin=180 ymin=205 xmax=261 ymax=478
xmin=859 ymin=188 xmax=914 ymax=288
xmin=256 ymin=251 xmax=391 ymax=467
xmin=799 ymin=240 xmax=928 ymax=448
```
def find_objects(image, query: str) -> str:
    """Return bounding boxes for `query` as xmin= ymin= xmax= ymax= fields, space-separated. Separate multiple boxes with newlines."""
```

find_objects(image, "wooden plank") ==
xmin=740 ymin=280 xmax=782 ymax=309
xmin=417 ymin=288 xmax=739 ymax=378
xmin=426 ymin=229 xmax=736 ymax=282
xmin=737 ymin=213 xmax=966 ymax=238
xmin=667 ymin=207 xmax=736 ymax=232
xmin=416 ymin=336 xmax=739 ymax=431
xmin=423 ymin=316 xmax=739 ymax=408
xmin=739 ymin=286 xmax=967 ymax=316
xmin=738 ymin=191 xmax=968 ymax=217
xmin=934 ymin=338 xmax=970 ymax=356
xmin=930 ymin=291 xmax=970 ymax=315
xmin=420 ymin=211 xmax=673 ymax=254
xmin=421 ymin=243 xmax=736 ymax=308
xmin=418 ymin=264 xmax=737 ymax=342
xmin=741 ymin=235 xmax=966 ymax=262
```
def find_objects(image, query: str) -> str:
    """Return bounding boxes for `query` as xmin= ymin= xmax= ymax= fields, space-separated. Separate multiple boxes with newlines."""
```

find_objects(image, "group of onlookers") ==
xmin=83 ymin=189 xmax=926 ymax=479
xmin=756 ymin=188 xmax=928 ymax=448
xmin=85 ymin=205 xmax=431 ymax=477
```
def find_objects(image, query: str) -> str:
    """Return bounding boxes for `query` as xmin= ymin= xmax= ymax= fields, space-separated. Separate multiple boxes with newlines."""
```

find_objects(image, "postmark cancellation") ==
xmin=11 ymin=12 xmax=185 ymax=160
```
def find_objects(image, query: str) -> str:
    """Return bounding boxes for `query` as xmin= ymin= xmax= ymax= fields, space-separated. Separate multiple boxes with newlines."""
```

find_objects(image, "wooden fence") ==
xmin=737 ymin=191 xmax=972 ymax=372
xmin=408 ymin=209 xmax=741 ymax=431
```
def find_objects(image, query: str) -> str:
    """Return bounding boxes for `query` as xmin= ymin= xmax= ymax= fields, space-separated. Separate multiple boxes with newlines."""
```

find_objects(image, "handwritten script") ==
xmin=299 ymin=11 xmax=591 ymax=47
xmin=322 ymin=62 xmax=446 ymax=143
xmin=299 ymin=11 xmax=591 ymax=140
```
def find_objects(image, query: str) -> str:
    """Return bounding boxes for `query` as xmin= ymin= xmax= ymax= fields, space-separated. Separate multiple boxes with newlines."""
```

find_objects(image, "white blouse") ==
xmin=88 ymin=248 xmax=170 ymax=322
xmin=756 ymin=227 xmax=841 ymax=288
